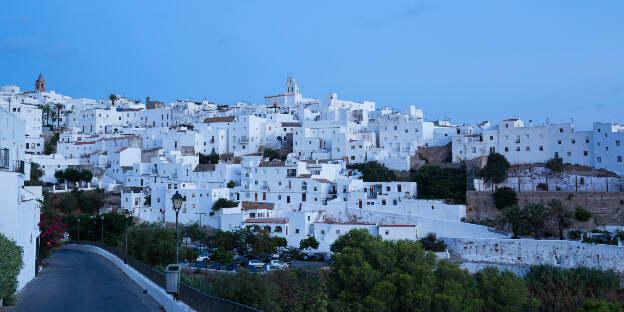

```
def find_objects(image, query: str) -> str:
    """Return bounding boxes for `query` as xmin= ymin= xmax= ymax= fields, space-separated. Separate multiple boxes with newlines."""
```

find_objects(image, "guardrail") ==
xmin=68 ymin=240 xmax=261 ymax=312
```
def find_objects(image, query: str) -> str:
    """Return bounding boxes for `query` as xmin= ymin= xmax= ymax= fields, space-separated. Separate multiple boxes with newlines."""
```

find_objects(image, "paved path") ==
xmin=10 ymin=248 xmax=161 ymax=312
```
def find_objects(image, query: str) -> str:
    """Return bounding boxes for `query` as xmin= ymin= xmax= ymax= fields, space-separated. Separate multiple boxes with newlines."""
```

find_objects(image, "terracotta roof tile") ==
xmin=241 ymin=201 xmax=274 ymax=210
xmin=203 ymin=116 xmax=235 ymax=123
xmin=244 ymin=218 xmax=287 ymax=224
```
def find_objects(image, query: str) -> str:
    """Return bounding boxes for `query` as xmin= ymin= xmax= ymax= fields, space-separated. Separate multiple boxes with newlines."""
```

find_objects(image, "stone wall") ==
xmin=444 ymin=237 xmax=624 ymax=273
xmin=467 ymin=191 xmax=624 ymax=231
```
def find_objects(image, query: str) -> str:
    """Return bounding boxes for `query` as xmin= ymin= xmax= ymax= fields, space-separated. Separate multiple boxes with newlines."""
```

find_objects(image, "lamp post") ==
xmin=77 ymin=218 xmax=80 ymax=241
xmin=171 ymin=191 xmax=184 ymax=264
xmin=124 ymin=212 xmax=130 ymax=264
xmin=195 ymin=212 xmax=207 ymax=251
xmin=101 ymin=215 xmax=105 ymax=242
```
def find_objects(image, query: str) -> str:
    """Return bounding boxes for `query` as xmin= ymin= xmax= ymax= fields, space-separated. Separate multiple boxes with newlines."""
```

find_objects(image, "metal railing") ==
xmin=67 ymin=240 xmax=261 ymax=312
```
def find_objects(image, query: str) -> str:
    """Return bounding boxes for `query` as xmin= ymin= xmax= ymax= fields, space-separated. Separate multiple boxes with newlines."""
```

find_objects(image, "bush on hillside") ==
xmin=493 ymin=187 xmax=518 ymax=209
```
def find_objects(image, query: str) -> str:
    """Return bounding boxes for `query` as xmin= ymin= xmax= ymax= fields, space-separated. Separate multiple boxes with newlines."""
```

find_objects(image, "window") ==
xmin=382 ymin=199 xmax=386 ymax=205
xmin=586 ymin=139 xmax=590 ymax=143
xmin=515 ymin=147 xmax=520 ymax=151
xmin=617 ymin=140 xmax=621 ymax=147
xmin=572 ymin=139 xmax=575 ymax=144
xmin=559 ymin=128 xmax=563 ymax=132
xmin=336 ymin=230 xmax=340 ymax=234
xmin=385 ymin=230 xmax=389 ymax=235
xmin=295 ymin=228 xmax=300 ymax=234
xmin=567 ymin=152 xmax=571 ymax=157
xmin=526 ymin=146 xmax=530 ymax=151
xmin=505 ymin=147 xmax=509 ymax=152
xmin=321 ymin=230 xmax=325 ymax=235
xmin=489 ymin=136 xmax=494 ymax=140
xmin=597 ymin=156 xmax=602 ymax=163
xmin=558 ymin=140 xmax=562 ymax=144
xmin=584 ymin=151 xmax=588 ymax=156
xmin=618 ymin=156 xmax=622 ymax=163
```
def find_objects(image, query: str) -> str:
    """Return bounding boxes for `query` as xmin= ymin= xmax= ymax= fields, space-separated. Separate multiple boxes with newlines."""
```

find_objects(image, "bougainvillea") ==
xmin=38 ymin=212 xmax=68 ymax=262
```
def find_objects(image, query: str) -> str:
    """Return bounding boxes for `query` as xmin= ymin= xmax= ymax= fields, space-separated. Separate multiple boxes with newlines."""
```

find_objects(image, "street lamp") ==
xmin=171 ymin=191 xmax=184 ymax=264
xmin=77 ymin=218 xmax=81 ymax=241
xmin=124 ymin=212 xmax=130 ymax=264
xmin=101 ymin=215 xmax=105 ymax=243
xmin=195 ymin=212 xmax=207 ymax=251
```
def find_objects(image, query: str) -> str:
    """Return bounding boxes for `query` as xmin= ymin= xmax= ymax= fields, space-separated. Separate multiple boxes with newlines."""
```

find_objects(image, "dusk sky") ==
xmin=1 ymin=1 xmax=623 ymax=129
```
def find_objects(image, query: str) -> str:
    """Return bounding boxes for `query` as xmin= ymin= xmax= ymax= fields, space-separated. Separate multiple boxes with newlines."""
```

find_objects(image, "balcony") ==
xmin=0 ymin=159 xmax=24 ymax=174
xmin=239 ymin=136 xmax=250 ymax=144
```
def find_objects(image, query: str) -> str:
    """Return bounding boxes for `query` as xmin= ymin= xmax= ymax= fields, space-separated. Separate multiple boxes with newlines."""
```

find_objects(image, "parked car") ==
xmin=269 ymin=259 xmax=289 ymax=269
xmin=235 ymin=257 xmax=248 ymax=266
xmin=247 ymin=259 xmax=265 ymax=268
xmin=210 ymin=262 xmax=223 ymax=270
xmin=225 ymin=263 xmax=239 ymax=271
xmin=196 ymin=250 xmax=210 ymax=262
xmin=245 ymin=264 xmax=258 ymax=272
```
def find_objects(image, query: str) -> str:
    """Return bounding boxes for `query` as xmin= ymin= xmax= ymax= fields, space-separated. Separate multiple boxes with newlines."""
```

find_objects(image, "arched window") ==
xmin=264 ymin=226 xmax=271 ymax=232
xmin=274 ymin=226 xmax=282 ymax=233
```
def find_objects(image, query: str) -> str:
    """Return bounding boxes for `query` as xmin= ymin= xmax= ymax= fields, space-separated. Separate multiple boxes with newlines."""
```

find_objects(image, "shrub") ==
xmin=211 ymin=247 xmax=234 ymax=264
xmin=567 ymin=230 xmax=585 ymax=240
xmin=180 ymin=247 xmax=199 ymax=263
xmin=575 ymin=206 xmax=592 ymax=222
xmin=536 ymin=183 xmax=548 ymax=191
xmin=199 ymin=152 xmax=220 ymax=164
xmin=577 ymin=300 xmax=624 ymax=312
xmin=226 ymin=181 xmax=235 ymax=188
xmin=546 ymin=156 xmax=564 ymax=172
xmin=0 ymin=233 xmax=23 ymax=305
xmin=526 ymin=265 xmax=619 ymax=312
xmin=212 ymin=198 xmax=238 ymax=211
xmin=493 ymin=187 xmax=518 ymax=209
xmin=263 ymin=148 xmax=281 ymax=161
xmin=419 ymin=233 xmax=447 ymax=252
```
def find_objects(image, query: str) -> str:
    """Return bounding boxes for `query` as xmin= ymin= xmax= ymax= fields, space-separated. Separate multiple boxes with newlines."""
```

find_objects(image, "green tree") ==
xmin=272 ymin=236 xmax=288 ymax=249
xmin=300 ymin=236 xmax=320 ymax=250
xmin=524 ymin=203 xmax=546 ymax=239
xmin=199 ymin=152 xmax=220 ymax=164
xmin=263 ymin=148 xmax=281 ymax=160
xmin=54 ymin=103 xmax=64 ymax=129
xmin=63 ymin=167 xmax=81 ymax=187
xmin=226 ymin=181 xmax=236 ymax=188
xmin=575 ymin=206 xmax=592 ymax=222
xmin=329 ymin=229 xmax=437 ymax=311
xmin=30 ymin=162 xmax=44 ymax=181
xmin=252 ymin=229 xmax=277 ymax=256
xmin=549 ymin=199 xmax=571 ymax=240
xmin=54 ymin=170 xmax=65 ymax=184
xmin=481 ymin=152 xmax=510 ymax=183
xmin=211 ymin=247 xmax=234 ymax=264
xmin=432 ymin=260 xmax=483 ymax=312
xmin=109 ymin=94 xmax=119 ymax=106
xmin=474 ymin=267 xmax=539 ymax=312
xmin=180 ymin=247 xmax=199 ymax=263
xmin=346 ymin=161 xmax=396 ymax=182
xmin=500 ymin=204 xmax=526 ymax=238
xmin=183 ymin=223 xmax=206 ymax=243
xmin=0 ymin=233 xmax=23 ymax=305
xmin=126 ymin=223 xmax=176 ymax=266
xmin=493 ymin=187 xmax=518 ymax=209
xmin=79 ymin=169 xmax=93 ymax=186
xmin=413 ymin=165 xmax=467 ymax=204
xmin=546 ymin=156 xmax=564 ymax=172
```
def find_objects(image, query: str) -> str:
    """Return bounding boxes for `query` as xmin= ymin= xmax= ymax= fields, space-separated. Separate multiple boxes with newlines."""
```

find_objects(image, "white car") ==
xmin=270 ymin=259 xmax=289 ymax=269
xmin=196 ymin=254 xmax=209 ymax=262
xmin=247 ymin=260 xmax=265 ymax=268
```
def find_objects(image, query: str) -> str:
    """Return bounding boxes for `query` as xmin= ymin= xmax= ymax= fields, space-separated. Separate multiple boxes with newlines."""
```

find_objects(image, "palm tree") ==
xmin=524 ymin=203 xmax=546 ymax=239
xmin=54 ymin=103 xmax=64 ymax=130
xmin=50 ymin=110 xmax=57 ymax=129
xmin=548 ymin=199 xmax=571 ymax=240
xmin=42 ymin=104 xmax=51 ymax=126
xmin=109 ymin=94 xmax=119 ymax=106
xmin=500 ymin=204 xmax=525 ymax=238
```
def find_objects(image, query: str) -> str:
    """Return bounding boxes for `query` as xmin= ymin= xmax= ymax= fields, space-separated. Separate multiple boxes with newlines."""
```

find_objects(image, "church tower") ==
xmin=35 ymin=73 xmax=46 ymax=92
xmin=285 ymin=77 xmax=299 ymax=95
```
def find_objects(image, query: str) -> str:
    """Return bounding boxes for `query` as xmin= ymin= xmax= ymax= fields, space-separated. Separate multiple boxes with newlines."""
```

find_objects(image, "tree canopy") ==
xmin=481 ymin=152 xmax=510 ymax=183
xmin=493 ymin=187 xmax=517 ymax=209
xmin=413 ymin=165 xmax=466 ymax=204
xmin=347 ymin=161 xmax=396 ymax=182
xmin=199 ymin=152 xmax=220 ymax=164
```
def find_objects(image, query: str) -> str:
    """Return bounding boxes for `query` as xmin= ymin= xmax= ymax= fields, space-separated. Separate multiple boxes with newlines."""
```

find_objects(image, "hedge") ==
xmin=0 ymin=233 xmax=23 ymax=305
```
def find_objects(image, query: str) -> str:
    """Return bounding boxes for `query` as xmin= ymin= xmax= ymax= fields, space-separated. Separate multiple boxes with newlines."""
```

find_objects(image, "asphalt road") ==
xmin=10 ymin=248 xmax=161 ymax=312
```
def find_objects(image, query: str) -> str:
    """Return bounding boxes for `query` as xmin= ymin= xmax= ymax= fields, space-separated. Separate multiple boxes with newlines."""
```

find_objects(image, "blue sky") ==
xmin=1 ymin=1 xmax=623 ymax=129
